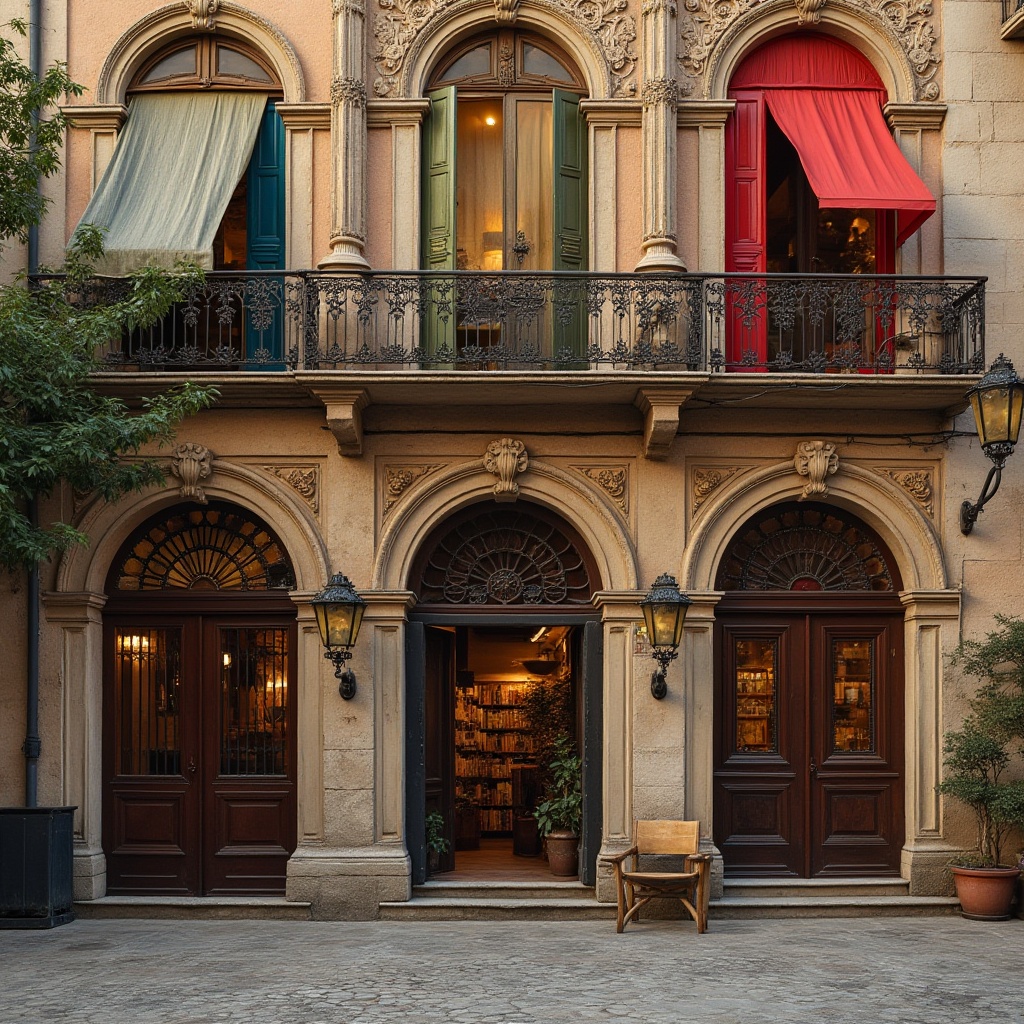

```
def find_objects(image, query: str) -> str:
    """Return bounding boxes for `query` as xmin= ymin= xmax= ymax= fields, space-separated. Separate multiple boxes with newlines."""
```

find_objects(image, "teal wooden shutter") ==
xmin=552 ymin=89 xmax=587 ymax=358
xmin=422 ymin=86 xmax=457 ymax=358
xmin=245 ymin=101 xmax=286 ymax=364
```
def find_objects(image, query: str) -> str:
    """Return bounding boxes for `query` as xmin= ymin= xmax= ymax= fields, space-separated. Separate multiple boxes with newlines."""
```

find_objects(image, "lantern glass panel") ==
xmin=972 ymin=386 xmax=1012 ymax=446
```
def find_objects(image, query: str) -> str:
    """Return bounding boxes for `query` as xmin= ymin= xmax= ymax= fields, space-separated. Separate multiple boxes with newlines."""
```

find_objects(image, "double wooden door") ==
xmin=714 ymin=602 xmax=904 ymax=876
xmin=103 ymin=609 xmax=297 ymax=895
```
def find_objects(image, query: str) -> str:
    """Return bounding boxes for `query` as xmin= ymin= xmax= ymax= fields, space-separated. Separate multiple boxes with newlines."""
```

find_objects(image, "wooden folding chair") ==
xmin=606 ymin=820 xmax=711 ymax=933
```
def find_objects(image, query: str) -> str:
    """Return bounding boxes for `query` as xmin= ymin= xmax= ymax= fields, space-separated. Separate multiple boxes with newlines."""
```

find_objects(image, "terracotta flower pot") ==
xmin=950 ymin=865 xmax=1021 ymax=921
xmin=545 ymin=830 xmax=579 ymax=877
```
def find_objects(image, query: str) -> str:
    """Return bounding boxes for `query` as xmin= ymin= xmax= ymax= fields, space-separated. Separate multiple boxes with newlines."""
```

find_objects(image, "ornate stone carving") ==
xmin=691 ymin=466 xmax=740 ymax=513
xmin=679 ymin=0 xmax=941 ymax=101
xmin=333 ymin=0 xmax=365 ymax=13
xmin=495 ymin=0 xmax=520 ymax=24
xmin=641 ymin=77 xmax=680 ymax=108
xmin=372 ymin=0 xmax=638 ymax=97
xmin=558 ymin=0 xmax=638 ymax=94
xmin=795 ymin=0 xmax=826 ymax=22
xmin=794 ymin=440 xmax=839 ymax=500
xmin=483 ymin=438 xmax=529 ymax=502
xmin=576 ymin=466 xmax=629 ymax=515
xmin=642 ymin=0 xmax=677 ymax=14
xmin=265 ymin=466 xmax=320 ymax=516
xmin=331 ymin=76 xmax=368 ymax=106
xmin=498 ymin=43 xmax=516 ymax=86
xmin=185 ymin=0 xmax=219 ymax=30
xmin=381 ymin=464 xmax=444 ymax=517
xmin=170 ymin=443 xmax=212 ymax=504
xmin=880 ymin=468 xmax=934 ymax=517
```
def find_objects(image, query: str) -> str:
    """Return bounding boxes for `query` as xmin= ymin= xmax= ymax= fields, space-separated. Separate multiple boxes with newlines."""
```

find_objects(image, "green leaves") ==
xmin=0 ymin=20 xmax=84 ymax=246
xmin=940 ymin=616 xmax=1024 ymax=867
xmin=533 ymin=734 xmax=582 ymax=837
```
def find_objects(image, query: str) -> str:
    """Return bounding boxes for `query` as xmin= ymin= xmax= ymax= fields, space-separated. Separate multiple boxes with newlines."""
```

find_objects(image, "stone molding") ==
xmin=573 ymin=465 xmax=630 ymax=517
xmin=679 ymin=0 xmax=940 ymax=101
xmin=379 ymin=463 xmax=445 ymax=519
xmin=877 ymin=466 xmax=935 ymax=519
xmin=372 ymin=0 xmax=638 ymax=98
xmin=170 ymin=442 xmax=213 ymax=503
xmin=60 ymin=104 xmax=128 ymax=131
xmin=794 ymin=440 xmax=839 ymax=500
xmin=483 ymin=438 xmax=530 ymax=501
xmin=275 ymin=103 xmax=332 ymax=130
xmin=184 ymin=0 xmax=219 ymax=30
xmin=264 ymin=465 xmax=321 ymax=517
xmin=690 ymin=465 xmax=741 ymax=514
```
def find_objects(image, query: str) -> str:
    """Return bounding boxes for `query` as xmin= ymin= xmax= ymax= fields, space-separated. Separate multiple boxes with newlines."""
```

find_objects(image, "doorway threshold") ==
xmin=73 ymin=896 xmax=312 ymax=921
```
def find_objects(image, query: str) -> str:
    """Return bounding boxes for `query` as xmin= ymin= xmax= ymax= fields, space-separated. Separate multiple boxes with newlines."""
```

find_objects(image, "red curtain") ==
xmin=763 ymin=88 xmax=935 ymax=246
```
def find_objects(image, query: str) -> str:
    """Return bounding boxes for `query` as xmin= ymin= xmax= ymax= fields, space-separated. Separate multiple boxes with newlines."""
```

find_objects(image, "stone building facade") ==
xmin=1 ymin=0 xmax=1022 ymax=918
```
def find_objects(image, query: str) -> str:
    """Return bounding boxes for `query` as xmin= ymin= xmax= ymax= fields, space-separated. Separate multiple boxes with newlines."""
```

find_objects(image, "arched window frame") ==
xmin=129 ymin=36 xmax=282 ymax=94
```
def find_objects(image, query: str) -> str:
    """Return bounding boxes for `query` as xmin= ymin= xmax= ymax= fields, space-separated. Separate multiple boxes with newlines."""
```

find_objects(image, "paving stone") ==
xmin=0 ymin=917 xmax=1021 ymax=1023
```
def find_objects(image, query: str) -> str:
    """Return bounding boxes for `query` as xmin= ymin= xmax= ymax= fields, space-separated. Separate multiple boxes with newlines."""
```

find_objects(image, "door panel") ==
xmin=579 ymin=620 xmax=603 ymax=886
xmin=104 ymin=621 xmax=200 ymax=894
xmin=423 ymin=86 xmax=458 ymax=356
xmin=715 ymin=610 xmax=903 ymax=877
xmin=424 ymin=626 xmax=456 ymax=872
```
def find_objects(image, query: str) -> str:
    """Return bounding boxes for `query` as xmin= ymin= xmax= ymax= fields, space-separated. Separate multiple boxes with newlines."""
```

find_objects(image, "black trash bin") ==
xmin=0 ymin=806 xmax=76 ymax=929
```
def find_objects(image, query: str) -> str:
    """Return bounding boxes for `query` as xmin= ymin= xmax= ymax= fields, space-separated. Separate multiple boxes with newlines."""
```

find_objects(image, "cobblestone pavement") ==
xmin=2 ymin=917 xmax=1021 ymax=1024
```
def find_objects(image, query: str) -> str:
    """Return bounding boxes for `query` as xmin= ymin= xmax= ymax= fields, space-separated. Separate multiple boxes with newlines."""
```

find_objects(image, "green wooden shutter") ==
xmin=552 ymin=89 xmax=587 ymax=358
xmin=245 ymin=101 xmax=286 ymax=364
xmin=422 ymin=87 xmax=457 ymax=358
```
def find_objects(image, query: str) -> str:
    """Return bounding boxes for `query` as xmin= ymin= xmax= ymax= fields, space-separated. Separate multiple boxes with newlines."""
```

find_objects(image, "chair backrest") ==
xmin=634 ymin=819 xmax=700 ymax=856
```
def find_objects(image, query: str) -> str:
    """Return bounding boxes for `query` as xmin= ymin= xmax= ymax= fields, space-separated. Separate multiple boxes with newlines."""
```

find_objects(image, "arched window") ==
xmin=131 ymin=37 xmax=279 ymax=92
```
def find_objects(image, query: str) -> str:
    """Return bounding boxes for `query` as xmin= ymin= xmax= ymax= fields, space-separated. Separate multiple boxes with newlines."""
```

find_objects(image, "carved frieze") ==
xmin=372 ymin=0 xmax=638 ymax=97
xmin=331 ymin=76 xmax=368 ymax=106
xmin=184 ymin=0 xmax=219 ymax=30
xmin=641 ymin=77 xmax=680 ymax=108
xmin=381 ymin=463 xmax=444 ymax=517
xmin=170 ymin=443 xmax=212 ymax=504
xmin=691 ymin=466 xmax=740 ymax=513
xmin=679 ymin=0 xmax=941 ymax=101
xmin=265 ymin=466 xmax=321 ymax=517
xmin=794 ymin=440 xmax=838 ymax=500
xmin=575 ymin=465 xmax=630 ymax=516
xmin=879 ymin=467 xmax=934 ymax=518
xmin=484 ymin=438 xmax=529 ymax=502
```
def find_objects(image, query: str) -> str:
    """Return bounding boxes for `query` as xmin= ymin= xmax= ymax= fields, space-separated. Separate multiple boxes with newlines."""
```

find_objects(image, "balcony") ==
xmin=48 ymin=270 xmax=985 ymax=428
xmin=1002 ymin=0 xmax=1024 ymax=38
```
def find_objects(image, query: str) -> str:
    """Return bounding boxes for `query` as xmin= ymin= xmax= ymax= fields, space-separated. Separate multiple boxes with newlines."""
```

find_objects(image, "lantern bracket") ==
xmin=325 ymin=648 xmax=357 ymax=700
xmin=960 ymin=461 xmax=1005 ymax=536
xmin=650 ymin=647 xmax=678 ymax=700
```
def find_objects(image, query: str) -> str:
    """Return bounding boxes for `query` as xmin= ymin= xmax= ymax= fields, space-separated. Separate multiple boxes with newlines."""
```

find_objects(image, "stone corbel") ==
xmin=311 ymin=387 xmax=371 ymax=457
xmin=794 ymin=440 xmax=839 ymax=499
xmin=170 ymin=443 xmax=212 ymax=503
xmin=634 ymin=386 xmax=700 ymax=460
xmin=483 ymin=438 xmax=529 ymax=501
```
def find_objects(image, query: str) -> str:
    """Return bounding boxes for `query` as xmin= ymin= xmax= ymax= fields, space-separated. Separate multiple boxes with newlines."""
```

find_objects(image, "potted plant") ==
xmin=533 ymin=734 xmax=582 ymax=877
xmin=425 ymin=810 xmax=450 ymax=876
xmin=938 ymin=614 xmax=1024 ymax=920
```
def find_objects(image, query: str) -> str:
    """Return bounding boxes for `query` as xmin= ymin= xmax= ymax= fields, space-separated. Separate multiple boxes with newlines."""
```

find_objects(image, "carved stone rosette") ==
xmin=483 ymin=439 xmax=529 ymax=502
xmin=381 ymin=463 xmax=444 ymax=517
xmin=679 ymin=0 xmax=941 ymax=101
xmin=575 ymin=465 xmax=630 ymax=515
xmin=170 ymin=443 xmax=212 ymax=504
xmin=691 ymin=465 xmax=740 ymax=514
xmin=880 ymin=467 xmax=934 ymax=518
xmin=794 ymin=441 xmax=838 ymax=500
xmin=265 ymin=466 xmax=320 ymax=516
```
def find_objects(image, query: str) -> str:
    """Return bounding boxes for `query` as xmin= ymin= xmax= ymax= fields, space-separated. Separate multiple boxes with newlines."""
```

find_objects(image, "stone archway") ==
xmin=45 ymin=459 xmax=329 ymax=900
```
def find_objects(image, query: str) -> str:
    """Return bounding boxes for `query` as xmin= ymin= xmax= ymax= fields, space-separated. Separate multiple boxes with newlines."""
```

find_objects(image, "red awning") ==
xmin=764 ymin=88 xmax=935 ymax=246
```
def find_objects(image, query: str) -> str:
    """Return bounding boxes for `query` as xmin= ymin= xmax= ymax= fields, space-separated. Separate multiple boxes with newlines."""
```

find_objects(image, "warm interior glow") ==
xmin=485 ymin=115 xmax=496 ymax=126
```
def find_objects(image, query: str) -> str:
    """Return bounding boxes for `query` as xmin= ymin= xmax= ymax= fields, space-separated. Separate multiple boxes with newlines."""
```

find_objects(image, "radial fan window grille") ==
xmin=716 ymin=503 xmax=897 ymax=592
xmin=418 ymin=507 xmax=594 ymax=606
xmin=114 ymin=502 xmax=296 ymax=591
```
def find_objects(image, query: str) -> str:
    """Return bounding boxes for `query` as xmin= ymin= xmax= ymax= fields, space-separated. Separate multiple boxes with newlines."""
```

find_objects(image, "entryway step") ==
xmin=380 ymin=897 xmax=616 ymax=921
xmin=711 ymin=894 xmax=960 ymax=919
xmin=74 ymin=896 xmax=312 ymax=921
xmin=414 ymin=879 xmax=596 ymax=901
xmin=724 ymin=877 xmax=912 ymax=899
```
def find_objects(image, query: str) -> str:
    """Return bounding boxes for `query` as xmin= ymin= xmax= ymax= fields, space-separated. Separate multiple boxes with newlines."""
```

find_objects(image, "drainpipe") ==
xmin=23 ymin=0 xmax=42 ymax=808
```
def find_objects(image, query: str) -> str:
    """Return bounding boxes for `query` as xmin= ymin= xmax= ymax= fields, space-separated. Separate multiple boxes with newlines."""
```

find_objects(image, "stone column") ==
xmin=318 ymin=0 xmax=371 ymax=270
xmin=635 ymin=0 xmax=685 ymax=272
xmin=41 ymin=592 xmax=108 ymax=900
xmin=900 ymin=589 xmax=961 ymax=895
xmin=592 ymin=590 xmax=644 ymax=902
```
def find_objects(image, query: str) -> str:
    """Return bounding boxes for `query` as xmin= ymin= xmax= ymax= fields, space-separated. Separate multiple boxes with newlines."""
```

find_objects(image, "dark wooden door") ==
xmin=714 ymin=604 xmax=904 ymax=877
xmin=104 ymin=613 xmax=296 ymax=895
xmin=424 ymin=626 xmax=456 ymax=872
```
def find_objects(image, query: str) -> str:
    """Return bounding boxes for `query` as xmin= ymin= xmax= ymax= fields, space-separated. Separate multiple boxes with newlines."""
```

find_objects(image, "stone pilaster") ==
xmin=635 ymin=0 xmax=685 ymax=272
xmin=318 ymin=0 xmax=371 ymax=270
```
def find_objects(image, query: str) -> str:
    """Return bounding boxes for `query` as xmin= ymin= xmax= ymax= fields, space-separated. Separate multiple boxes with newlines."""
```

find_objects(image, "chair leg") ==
xmin=615 ymin=869 xmax=626 ymax=933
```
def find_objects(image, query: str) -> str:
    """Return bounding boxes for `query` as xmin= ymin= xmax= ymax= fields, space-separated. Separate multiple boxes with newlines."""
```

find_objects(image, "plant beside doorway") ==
xmin=425 ymin=810 xmax=450 ymax=876
xmin=939 ymin=614 xmax=1024 ymax=920
xmin=534 ymin=734 xmax=582 ymax=877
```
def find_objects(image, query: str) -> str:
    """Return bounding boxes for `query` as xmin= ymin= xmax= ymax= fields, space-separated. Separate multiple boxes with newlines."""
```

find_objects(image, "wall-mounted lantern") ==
xmin=311 ymin=573 xmax=367 ymax=700
xmin=961 ymin=354 xmax=1024 ymax=535
xmin=640 ymin=573 xmax=691 ymax=700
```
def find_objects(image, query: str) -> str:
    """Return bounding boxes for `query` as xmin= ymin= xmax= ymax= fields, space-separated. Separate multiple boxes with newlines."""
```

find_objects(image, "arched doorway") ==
xmin=712 ymin=501 xmax=905 ymax=877
xmin=102 ymin=502 xmax=298 ymax=895
xmin=404 ymin=501 xmax=603 ymax=885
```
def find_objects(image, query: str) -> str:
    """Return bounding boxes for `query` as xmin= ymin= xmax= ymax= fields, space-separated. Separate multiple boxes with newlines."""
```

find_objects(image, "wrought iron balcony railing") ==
xmin=41 ymin=270 xmax=985 ymax=375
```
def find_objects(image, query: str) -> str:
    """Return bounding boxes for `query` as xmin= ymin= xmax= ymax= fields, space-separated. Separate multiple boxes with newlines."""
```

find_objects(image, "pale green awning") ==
xmin=76 ymin=91 xmax=267 ymax=275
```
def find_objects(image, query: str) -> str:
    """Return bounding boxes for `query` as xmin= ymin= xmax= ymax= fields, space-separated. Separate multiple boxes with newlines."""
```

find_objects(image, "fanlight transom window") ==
xmin=131 ymin=37 xmax=280 ymax=91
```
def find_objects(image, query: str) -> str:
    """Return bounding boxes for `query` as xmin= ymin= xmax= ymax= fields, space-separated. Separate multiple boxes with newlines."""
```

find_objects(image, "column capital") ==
xmin=42 ymin=591 xmax=108 ymax=624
